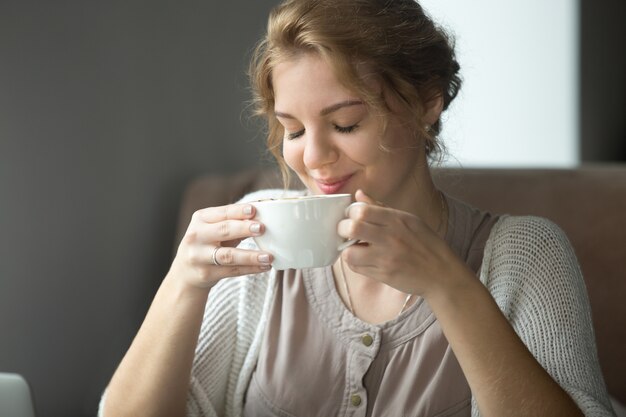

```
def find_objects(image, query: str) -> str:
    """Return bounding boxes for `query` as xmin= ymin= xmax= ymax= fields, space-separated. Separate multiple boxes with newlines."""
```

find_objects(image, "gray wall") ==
xmin=0 ymin=1 xmax=276 ymax=416
xmin=580 ymin=0 xmax=626 ymax=161
xmin=1 ymin=1 xmax=625 ymax=417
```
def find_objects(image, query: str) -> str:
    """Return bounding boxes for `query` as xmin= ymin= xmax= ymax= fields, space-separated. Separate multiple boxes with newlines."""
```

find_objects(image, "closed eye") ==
xmin=285 ymin=124 xmax=358 ymax=140
xmin=286 ymin=129 xmax=305 ymax=140
xmin=334 ymin=124 xmax=359 ymax=134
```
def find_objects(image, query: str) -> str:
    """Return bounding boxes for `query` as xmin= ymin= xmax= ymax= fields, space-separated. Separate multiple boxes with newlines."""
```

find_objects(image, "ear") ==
xmin=423 ymin=95 xmax=444 ymax=127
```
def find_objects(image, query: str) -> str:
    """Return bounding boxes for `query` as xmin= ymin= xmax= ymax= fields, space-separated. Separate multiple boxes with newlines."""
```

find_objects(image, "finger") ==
xmin=193 ymin=203 xmax=255 ymax=224
xmin=341 ymin=245 xmax=379 ymax=271
xmin=355 ymin=189 xmax=382 ymax=205
xmin=345 ymin=202 xmax=392 ymax=227
xmin=338 ymin=217 xmax=387 ymax=244
xmin=344 ymin=201 xmax=369 ymax=223
xmin=214 ymin=246 xmax=273 ymax=267
xmin=193 ymin=246 xmax=272 ymax=268
xmin=196 ymin=219 xmax=264 ymax=244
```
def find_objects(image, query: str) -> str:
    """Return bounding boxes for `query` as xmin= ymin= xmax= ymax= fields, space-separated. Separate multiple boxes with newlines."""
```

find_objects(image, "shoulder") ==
xmin=485 ymin=214 xmax=579 ymax=274
xmin=487 ymin=215 xmax=575 ymax=261
xmin=482 ymin=215 xmax=585 ymax=313
xmin=491 ymin=214 xmax=568 ymax=241
xmin=481 ymin=215 xmax=581 ymax=301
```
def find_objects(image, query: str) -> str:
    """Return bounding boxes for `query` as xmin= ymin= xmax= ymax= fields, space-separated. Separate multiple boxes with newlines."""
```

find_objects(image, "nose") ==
xmin=302 ymin=129 xmax=339 ymax=169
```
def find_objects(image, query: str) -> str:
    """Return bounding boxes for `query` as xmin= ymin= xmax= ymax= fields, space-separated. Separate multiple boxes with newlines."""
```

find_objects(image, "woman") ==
xmin=100 ymin=0 xmax=615 ymax=416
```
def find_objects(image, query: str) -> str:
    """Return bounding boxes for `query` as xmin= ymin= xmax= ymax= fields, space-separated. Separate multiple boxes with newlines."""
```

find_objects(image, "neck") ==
xmin=414 ymin=166 xmax=446 ymax=236
xmin=386 ymin=162 xmax=447 ymax=238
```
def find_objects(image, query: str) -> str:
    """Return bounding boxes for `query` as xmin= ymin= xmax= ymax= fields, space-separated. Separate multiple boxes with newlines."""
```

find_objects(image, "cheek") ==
xmin=282 ymin=141 xmax=303 ymax=172
xmin=345 ymin=136 xmax=384 ymax=166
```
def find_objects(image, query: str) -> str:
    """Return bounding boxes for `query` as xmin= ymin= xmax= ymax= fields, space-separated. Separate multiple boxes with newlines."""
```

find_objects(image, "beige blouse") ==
xmin=243 ymin=195 xmax=499 ymax=417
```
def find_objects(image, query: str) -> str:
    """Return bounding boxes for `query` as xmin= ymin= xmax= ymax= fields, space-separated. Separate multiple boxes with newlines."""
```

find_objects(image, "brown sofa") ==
xmin=176 ymin=164 xmax=626 ymax=406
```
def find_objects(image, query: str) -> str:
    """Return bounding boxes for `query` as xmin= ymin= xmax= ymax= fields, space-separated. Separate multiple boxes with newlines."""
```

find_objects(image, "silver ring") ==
xmin=212 ymin=246 xmax=222 ymax=266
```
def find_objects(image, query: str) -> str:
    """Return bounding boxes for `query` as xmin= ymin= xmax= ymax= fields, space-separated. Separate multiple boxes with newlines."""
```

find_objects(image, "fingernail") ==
xmin=258 ymin=254 xmax=270 ymax=263
xmin=243 ymin=205 xmax=253 ymax=215
xmin=250 ymin=223 xmax=261 ymax=234
xmin=259 ymin=264 xmax=271 ymax=271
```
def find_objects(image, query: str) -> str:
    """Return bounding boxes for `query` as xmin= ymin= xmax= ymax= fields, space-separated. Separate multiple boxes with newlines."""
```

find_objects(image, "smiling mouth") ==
xmin=314 ymin=174 xmax=353 ymax=194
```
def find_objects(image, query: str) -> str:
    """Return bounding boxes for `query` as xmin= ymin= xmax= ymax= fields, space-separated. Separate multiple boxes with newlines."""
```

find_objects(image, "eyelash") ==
xmin=286 ymin=124 xmax=359 ymax=140
xmin=335 ymin=124 xmax=358 ymax=134
xmin=287 ymin=130 xmax=305 ymax=140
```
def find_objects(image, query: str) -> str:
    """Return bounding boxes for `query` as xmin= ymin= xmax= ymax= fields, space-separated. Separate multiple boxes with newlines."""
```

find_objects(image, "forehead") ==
xmin=272 ymin=53 xmax=388 ymax=107
xmin=272 ymin=54 xmax=358 ymax=110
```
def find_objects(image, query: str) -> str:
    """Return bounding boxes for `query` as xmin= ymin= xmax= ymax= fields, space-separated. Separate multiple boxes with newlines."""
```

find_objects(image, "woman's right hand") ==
xmin=169 ymin=203 xmax=272 ymax=289
xmin=104 ymin=203 xmax=270 ymax=417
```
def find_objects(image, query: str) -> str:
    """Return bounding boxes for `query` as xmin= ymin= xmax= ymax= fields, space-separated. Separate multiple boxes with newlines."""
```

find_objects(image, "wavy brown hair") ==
xmin=248 ymin=0 xmax=461 ymax=185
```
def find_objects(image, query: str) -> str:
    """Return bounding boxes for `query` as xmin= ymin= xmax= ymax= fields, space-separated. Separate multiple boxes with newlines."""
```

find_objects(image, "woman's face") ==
xmin=273 ymin=53 xmax=425 ymax=207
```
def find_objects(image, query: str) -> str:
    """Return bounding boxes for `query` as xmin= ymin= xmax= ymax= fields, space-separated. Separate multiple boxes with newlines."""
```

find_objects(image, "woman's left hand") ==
xmin=337 ymin=189 xmax=473 ymax=297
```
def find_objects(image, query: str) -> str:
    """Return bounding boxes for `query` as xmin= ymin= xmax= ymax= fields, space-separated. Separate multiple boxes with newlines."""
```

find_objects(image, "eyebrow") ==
xmin=274 ymin=100 xmax=364 ymax=119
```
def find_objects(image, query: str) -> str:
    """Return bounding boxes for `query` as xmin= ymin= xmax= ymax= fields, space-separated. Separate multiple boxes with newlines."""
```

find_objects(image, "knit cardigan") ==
xmin=98 ymin=189 xmax=615 ymax=417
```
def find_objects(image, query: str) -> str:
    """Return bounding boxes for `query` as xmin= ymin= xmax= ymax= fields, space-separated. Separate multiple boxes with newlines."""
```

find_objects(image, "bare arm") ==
xmin=102 ymin=204 xmax=272 ymax=417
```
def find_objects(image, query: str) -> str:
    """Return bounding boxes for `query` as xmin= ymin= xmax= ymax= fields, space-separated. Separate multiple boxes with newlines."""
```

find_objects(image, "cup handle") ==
xmin=337 ymin=201 xmax=368 ymax=251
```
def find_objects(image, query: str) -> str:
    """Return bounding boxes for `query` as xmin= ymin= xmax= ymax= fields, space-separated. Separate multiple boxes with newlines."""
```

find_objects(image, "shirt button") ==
xmin=361 ymin=334 xmax=373 ymax=346
xmin=351 ymin=394 xmax=362 ymax=406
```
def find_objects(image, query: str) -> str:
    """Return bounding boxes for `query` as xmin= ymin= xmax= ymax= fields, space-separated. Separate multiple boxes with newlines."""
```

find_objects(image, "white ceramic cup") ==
xmin=251 ymin=194 xmax=357 ymax=270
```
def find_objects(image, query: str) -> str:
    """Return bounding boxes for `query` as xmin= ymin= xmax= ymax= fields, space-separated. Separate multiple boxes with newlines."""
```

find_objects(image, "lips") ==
xmin=314 ymin=174 xmax=353 ymax=194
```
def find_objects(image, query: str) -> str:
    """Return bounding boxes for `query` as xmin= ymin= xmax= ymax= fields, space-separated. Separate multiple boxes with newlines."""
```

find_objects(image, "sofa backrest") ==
xmin=176 ymin=165 xmax=626 ymax=403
